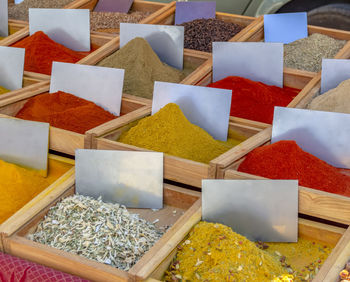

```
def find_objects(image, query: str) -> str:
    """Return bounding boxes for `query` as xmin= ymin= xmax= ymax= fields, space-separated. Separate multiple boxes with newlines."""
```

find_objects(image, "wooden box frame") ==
xmin=136 ymin=213 xmax=348 ymax=282
xmin=0 ymin=83 xmax=151 ymax=156
xmin=0 ymin=24 xmax=117 ymax=80
xmin=0 ymin=154 xmax=75 ymax=251
xmin=85 ymin=106 xmax=263 ymax=188
xmin=189 ymin=65 xmax=317 ymax=129
xmin=2 ymin=181 xmax=201 ymax=282
xmin=238 ymin=17 xmax=350 ymax=75
xmin=72 ymin=0 xmax=175 ymax=34
xmin=221 ymin=126 xmax=350 ymax=225
xmin=144 ymin=4 xmax=259 ymax=47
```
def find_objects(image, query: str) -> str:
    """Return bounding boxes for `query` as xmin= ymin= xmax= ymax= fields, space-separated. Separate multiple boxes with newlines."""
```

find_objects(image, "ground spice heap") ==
xmin=12 ymin=31 xmax=85 ymax=75
xmin=262 ymin=238 xmax=333 ymax=281
xmin=0 ymin=86 xmax=10 ymax=95
xmin=179 ymin=18 xmax=242 ymax=52
xmin=165 ymin=221 xmax=287 ymax=281
xmin=238 ymin=140 xmax=350 ymax=196
xmin=284 ymin=33 xmax=346 ymax=72
xmin=339 ymin=260 xmax=350 ymax=281
xmin=8 ymin=0 xmax=73 ymax=21
xmin=29 ymin=194 xmax=166 ymax=271
xmin=119 ymin=103 xmax=246 ymax=164
xmin=15 ymin=91 xmax=116 ymax=134
xmin=308 ymin=78 xmax=350 ymax=114
xmin=207 ymin=76 xmax=299 ymax=124
xmin=90 ymin=11 xmax=151 ymax=32
xmin=0 ymin=158 xmax=71 ymax=224
xmin=0 ymin=252 xmax=87 ymax=282
xmin=97 ymin=37 xmax=196 ymax=99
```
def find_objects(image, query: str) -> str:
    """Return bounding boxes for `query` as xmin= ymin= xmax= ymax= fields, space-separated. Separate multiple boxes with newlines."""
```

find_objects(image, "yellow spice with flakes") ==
xmin=165 ymin=222 xmax=287 ymax=281
xmin=0 ymin=158 xmax=72 ymax=223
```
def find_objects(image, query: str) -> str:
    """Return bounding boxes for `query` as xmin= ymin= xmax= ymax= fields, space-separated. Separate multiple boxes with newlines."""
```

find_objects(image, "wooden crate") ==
xmin=0 ymin=25 xmax=116 ymax=80
xmin=2 ymin=180 xmax=201 ymax=282
xmin=85 ymin=106 xmax=264 ymax=188
xmin=135 ymin=213 xmax=347 ymax=281
xmin=313 ymin=226 xmax=350 ymax=281
xmin=0 ymin=83 xmax=151 ymax=156
xmin=187 ymin=64 xmax=317 ymax=130
xmin=238 ymin=18 xmax=350 ymax=74
xmin=220 ymin=126 xmax=350 ymax=225
xmin=72 ymin=0 xmax=174 ymax=34
xmin=146 ymin=3 xmax=259 ymax=46
xmin=0 ymin=154 xmax=74 ymax=251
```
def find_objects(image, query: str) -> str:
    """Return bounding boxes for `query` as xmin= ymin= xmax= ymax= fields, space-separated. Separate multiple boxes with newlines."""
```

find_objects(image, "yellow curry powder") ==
xmin=0 ymin=158 xmax=72 ymax=224
xmin=118 ymin=103 xmax=247 ymax=164
xmin=165 ymin=222 xmax=287 ymax=281
xmin=0 ymin=86 xmax=10 ymax=95
xmin=265 ymin=238 xmax=333 ymax=281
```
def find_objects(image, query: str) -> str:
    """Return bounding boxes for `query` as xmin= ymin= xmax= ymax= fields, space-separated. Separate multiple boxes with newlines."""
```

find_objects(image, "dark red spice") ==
xmin=15 ymin=91 xmax=116 ymax=134
xmin=207 ymin=76 xmax=299 ymax=124
xmin=238 ymin=140 xmax=350 ymax=196
xmin=12 ymin=31 xmax=87 ymax=75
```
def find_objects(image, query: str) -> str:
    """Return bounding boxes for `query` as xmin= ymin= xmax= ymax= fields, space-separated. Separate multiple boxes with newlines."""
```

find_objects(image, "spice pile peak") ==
xmin=97 ymin=37 xmax=187 ymax=99
xmin=12 ymin=31 xmax=85 ymax=75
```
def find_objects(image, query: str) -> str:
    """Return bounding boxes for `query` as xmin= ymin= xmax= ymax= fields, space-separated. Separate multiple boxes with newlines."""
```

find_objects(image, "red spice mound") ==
xmin=12 ymin=31 xmax=85 ymax=75
xmin=207 ymin=76 xmax=299 ymax=124
xmin=238 ymin=140 xmax=350 ymax=197
xmin=16 ymin=91 xmax=116 ymax=134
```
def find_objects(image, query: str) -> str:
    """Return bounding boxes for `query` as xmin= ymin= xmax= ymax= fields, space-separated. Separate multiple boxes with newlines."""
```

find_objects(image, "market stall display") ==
xmin=0 ymin=3 xmax=349 ymax=281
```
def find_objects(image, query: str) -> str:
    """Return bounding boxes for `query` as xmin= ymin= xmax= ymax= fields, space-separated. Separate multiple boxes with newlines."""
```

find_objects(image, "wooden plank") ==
xmin=0 ymin=155 xmax=74 ymax=251
xmin=4 ymin=182 xmax=201 ymax=281
xmin=222 ymin=139 xmax=350 ymax=225
xmin=314 ymin=227 xmax=350 ymax=282
xmin=0 ymin=85 xmax=151 ymax=156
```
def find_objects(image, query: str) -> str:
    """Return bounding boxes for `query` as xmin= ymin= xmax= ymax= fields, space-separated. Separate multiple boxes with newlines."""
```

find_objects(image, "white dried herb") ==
xmin=28 ymin=194 xmax=166 ymax=271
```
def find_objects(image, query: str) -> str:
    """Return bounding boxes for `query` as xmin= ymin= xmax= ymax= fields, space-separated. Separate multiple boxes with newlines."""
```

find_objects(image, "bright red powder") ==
xmin=207 ymin=76 xmax=299 ymax=124
xmin=15 ymin=91 xmax=116 ymax=134
xmin=12 ymin=31 xmax=86 ymax=75
xmin=238 ymin=140 xmax=350 ymax=197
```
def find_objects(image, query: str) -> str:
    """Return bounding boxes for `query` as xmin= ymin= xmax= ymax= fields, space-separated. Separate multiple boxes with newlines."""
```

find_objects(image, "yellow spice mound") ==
xmin=0 ymin=86 xmax=10 ymax=95
xmin=0 ymin=158 xmax=72 ymax=223
xmin=165 ymin=222 xmax=286 ymax=281
xmin=119 ymin=103 xmax=244 ymax=163
xmin=266 ymin=238 xmax=333 ymax=281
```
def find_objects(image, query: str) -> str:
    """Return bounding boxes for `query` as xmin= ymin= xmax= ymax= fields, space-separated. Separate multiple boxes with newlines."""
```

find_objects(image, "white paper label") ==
xmin=0 ymin=46 xmax=25 ymax=90
xmin=120 ymin=23 xmax=184 ymax=69
xmin=0 ymin=0 xmax=8 ymax=37
xmin=29 ymin=9 xmax=90 ymax=51
xmin=152 ymin=81 xmax=232 ymax=141
xmin=50 ymin=62 xmax=124 ymax=116
xmin=213 ymin=42 xmax=283 ymax=87
xmin=272 ymin=106 xmax=350 ymax=168
xmin=321 ymin=59 xmax=350 ymax=94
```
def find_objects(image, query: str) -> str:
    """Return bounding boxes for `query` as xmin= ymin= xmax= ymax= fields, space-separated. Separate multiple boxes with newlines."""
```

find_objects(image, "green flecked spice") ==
xmin=284 ymin=33 xmax=347 ymax=72
xmin=97 ymin=37 xmax=197 ymax=99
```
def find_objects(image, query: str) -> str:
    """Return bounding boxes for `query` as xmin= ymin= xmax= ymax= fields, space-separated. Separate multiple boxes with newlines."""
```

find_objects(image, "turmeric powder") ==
xmin=265 ymin=238 xmax=333 ymax=281
xmin=0 ymin=86 xmax=10 ymax=95
xmin=0 ymin=158 xmax=72 ymax=224
xmin=165 ymin=222 xmax=287 ymax=281
xmin=118 ymin=103 xmax=246 ymax=164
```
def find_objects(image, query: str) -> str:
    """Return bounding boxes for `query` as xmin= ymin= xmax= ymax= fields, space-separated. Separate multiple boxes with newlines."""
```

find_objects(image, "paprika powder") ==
xmin=238 ymin=140 xmax=350 ymax=196
xmin=12 ymin=31 xmax=85 ymax=75
xmin=207 ymin=76 xmax=299 ymax=124
xmin=16 ymin=91 xmax=116 ymax=134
